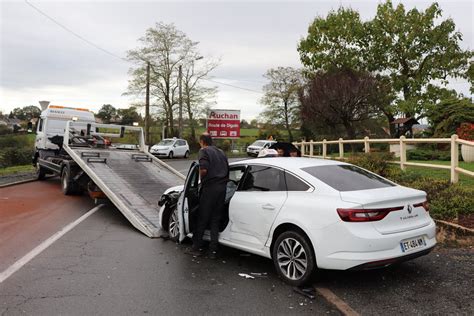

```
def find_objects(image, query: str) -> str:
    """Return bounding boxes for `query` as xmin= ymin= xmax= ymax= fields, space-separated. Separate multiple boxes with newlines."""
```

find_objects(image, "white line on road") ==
xmin=0 ymin=204 xmax=103 ymax=284
xmin=315 ymin=286 xmax=360 ymax=316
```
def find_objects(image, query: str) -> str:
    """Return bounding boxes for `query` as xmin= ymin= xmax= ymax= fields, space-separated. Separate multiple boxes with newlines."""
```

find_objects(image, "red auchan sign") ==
xmin=207 ymin=109 xmax=240 ymax=139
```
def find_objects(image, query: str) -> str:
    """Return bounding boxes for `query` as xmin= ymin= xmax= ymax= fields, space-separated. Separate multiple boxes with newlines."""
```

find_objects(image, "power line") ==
xmin=24 ymin=0 xmax=265 ymax=94
xmin=24 ymin=0 xmax=127 ymax=62
xmin=204 ymin=79 xmax=263 ymax=94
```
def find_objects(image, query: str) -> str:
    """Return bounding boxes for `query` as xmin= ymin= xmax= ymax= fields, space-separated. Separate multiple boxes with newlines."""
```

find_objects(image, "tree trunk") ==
xmin=186 ymin=97 xmax=196 ymax=141
xmin=283 ymin=101 xmax=293 ymax=142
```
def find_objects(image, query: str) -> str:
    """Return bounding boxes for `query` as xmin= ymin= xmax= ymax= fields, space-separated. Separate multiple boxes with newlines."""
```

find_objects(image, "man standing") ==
xmin=190 ymin=134 xmax=229 ymax=259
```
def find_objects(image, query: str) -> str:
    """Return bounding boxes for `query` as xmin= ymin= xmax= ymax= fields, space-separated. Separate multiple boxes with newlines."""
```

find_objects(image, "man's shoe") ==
xmin=186 ymin=247 xmax=204 ymax=257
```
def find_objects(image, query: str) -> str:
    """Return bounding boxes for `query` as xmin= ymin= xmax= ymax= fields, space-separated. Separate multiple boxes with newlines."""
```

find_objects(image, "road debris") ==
xmin=238 ymin=273 xmax=255 ymax=279
xmin=293 ymin=286 xmax=316 ymax=300
xmin=250 ymin=272 xmax=268 ymax=277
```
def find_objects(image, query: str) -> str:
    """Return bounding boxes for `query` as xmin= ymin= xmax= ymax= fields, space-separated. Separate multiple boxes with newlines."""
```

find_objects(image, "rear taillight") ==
xmin=414 ymin=200 xmax=430 ymax=212
xmin=337 ymin=206 xmax=404 ymax=222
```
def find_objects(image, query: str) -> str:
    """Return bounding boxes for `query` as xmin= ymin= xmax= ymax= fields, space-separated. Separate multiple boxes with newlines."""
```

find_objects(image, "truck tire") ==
xmin=35 ymin=161 xmax=47 ymax=180
xmin=61 ymin=167 xmax=80 ymax=195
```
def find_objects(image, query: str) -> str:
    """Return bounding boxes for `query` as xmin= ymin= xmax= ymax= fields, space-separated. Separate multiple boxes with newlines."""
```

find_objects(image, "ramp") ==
xmin=63 ymin=122 xmax=186 ymax=237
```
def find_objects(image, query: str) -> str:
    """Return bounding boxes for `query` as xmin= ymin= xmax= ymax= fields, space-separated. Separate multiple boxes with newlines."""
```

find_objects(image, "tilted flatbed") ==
xmin=37 ymin=120 xmax=185 ymax=237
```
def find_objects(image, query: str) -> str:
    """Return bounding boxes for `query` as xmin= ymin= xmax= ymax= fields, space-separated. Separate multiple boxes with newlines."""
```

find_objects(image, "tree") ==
xmin=427 ymin=98 xmax=474 ymax=137
xmin=298 ymin=1 xmax=472 ymax=133
xmin=299 ymin=68 xmax=384 ymax=140
xmin=182 ymin=56 xmax=218 ymax=140
xmin=117 ymin=107 xmax=141 ymax=126
xmin=9 ymin=105 xmax=41 ymax=121
xmin=96 ymin=104 xmax=117 ymax=123
xmin=260 ymin=67 xmax=303 ymax=142
xmin=126 ymin=22 xmax=216 ymax=138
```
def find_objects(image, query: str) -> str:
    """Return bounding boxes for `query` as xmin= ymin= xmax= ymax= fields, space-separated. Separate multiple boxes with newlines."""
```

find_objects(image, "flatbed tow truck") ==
xmin=33 ymin=105 xmax=185 ymax=237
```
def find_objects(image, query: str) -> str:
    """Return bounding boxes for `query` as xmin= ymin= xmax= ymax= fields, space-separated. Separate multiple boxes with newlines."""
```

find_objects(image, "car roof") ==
xmin=231 ymin=157 xmax=347 ymax=169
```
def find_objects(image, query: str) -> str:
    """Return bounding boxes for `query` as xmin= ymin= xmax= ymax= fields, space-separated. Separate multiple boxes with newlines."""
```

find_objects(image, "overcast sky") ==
xmin=0 ymin=0 xmax=472 ymax=120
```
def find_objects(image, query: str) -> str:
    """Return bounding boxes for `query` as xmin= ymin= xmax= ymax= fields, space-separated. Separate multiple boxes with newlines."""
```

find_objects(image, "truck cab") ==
xmin=35 ymin=105 xmax=95 ymax=151
xmin=33 ymin=105 xmax=96 ymax=182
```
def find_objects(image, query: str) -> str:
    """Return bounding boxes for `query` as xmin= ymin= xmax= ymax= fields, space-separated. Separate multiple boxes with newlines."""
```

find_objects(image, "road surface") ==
xmin=0 ymin=158 xmax=472 ymax=315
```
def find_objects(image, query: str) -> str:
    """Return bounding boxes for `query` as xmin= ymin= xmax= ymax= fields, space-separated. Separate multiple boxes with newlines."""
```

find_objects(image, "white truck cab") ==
xmin=35 ymin=105 xmax=95 ymax=150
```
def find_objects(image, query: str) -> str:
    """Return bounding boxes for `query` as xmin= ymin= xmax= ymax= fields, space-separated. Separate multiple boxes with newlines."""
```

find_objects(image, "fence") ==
xmin=293 ymin=135 xmax=474 ymax=184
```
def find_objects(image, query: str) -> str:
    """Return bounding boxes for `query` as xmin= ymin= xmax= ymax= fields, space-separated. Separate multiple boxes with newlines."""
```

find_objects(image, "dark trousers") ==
xmin=192 ymin=181 xmax=226 ymax=252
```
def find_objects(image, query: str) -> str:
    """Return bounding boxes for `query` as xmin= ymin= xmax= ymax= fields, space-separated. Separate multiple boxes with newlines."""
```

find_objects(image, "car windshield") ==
xmin=157 ymin=140 xmax=174 ymax=146
xmin=301 ymin=165 xmax=395 ymax=191
xmin=251 ymin=141 xmax=266 ymax=147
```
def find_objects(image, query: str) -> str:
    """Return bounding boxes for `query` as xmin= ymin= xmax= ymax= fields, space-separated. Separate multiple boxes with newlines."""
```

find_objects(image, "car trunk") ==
xmin=340 ymin=186 xmax=431 ymax=235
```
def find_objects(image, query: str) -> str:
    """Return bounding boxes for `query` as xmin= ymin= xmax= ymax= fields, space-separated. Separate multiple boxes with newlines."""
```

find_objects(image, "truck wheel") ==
xmin=61 ymin=168 xmax=80 ymax=195
xmin=35 ymin=162 xmax=46 ymax=180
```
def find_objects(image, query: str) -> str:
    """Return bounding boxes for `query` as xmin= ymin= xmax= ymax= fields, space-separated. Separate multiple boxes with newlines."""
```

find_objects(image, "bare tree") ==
xmin=300 ymin=68 xmax=384 ymax=140
xmin=261 ymin=67 xmax=303 ymax=142
xmin=181 ymin=56 xmax=218 ymax=140
xmin=125 ymin=23 xmax=197 ymax=136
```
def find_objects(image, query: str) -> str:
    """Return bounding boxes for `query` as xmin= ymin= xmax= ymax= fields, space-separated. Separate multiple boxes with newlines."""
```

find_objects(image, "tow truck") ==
xmin=33 ymin=105 xmax=185 ymax=237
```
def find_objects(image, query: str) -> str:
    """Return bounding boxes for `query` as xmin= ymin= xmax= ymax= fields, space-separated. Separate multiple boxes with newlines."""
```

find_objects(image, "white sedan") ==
xmin=158 ymin=157 xmax=436 ymax=286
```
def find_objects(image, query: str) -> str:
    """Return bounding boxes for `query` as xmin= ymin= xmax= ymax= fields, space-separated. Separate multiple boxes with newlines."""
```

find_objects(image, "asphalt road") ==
xmin=1 ymin=157 xmax=473 ymax=315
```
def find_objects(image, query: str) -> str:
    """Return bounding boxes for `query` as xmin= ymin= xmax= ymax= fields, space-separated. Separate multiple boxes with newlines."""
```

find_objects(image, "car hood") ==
xmin=152 ymin=145 xmax=171 ymax=150
xmin=163 ymin=185 xmax=184 ymax=195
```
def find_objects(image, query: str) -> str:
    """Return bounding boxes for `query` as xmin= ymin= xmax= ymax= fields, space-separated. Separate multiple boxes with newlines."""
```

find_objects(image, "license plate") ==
xmin=400 ymin=236 xmax=426 ymax=253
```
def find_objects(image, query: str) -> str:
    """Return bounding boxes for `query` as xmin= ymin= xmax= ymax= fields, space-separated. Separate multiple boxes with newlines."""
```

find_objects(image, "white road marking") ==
xmin=315 ymin=286 xmax=360 ymax=316
xmin=0 ymin=204 xmax=103 ymax=284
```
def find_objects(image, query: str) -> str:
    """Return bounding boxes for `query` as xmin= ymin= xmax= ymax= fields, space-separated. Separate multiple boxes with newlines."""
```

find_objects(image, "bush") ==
xmin=0 ymin=147 xmax=34 ymax=168
xmin=347 ymin=152 xmax=395 ymax=177
xmin=429 ymin=185 xmax=474 ymax=220
xmin=406 ymin=149 xmax=451 ymax=161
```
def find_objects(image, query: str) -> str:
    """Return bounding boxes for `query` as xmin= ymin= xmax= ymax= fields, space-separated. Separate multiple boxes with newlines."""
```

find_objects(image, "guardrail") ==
xmin=293 ymin=135 xmax=474 ymax=184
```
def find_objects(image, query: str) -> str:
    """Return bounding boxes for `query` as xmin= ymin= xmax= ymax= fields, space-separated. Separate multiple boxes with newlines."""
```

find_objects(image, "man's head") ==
xmin=199 ymin=133 xmax=213 ymax=148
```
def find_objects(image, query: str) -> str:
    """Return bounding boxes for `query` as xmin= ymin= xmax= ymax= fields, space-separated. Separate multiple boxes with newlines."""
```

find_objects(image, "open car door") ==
xmin=177 ymin=162 xmax=200 ymax=242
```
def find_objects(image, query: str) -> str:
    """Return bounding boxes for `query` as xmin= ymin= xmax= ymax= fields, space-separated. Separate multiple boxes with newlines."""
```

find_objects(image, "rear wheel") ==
xmin=272 ymin=230 xmax=316 ymax=286
xmin=168 ymin=151 xmax=174 ymax=159
xmin=167 ymin=207 xmax=180 ymax=242
xmin=184 ymin=150 xmax=190 ymax=158
xmin=61 ymin=167 xmax=80 ymax=195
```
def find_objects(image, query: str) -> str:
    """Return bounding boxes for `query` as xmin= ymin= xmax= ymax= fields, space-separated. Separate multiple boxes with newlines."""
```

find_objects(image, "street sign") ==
xmin=207 ymin=109 xmax=240 ymax=139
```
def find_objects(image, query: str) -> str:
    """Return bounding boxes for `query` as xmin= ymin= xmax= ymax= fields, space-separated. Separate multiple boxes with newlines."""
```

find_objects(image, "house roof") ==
xmin=391 ymin=117 xmax=419 ymax=125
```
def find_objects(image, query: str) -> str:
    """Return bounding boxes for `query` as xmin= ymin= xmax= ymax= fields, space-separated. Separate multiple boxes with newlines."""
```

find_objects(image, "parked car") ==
xmin=158 ymin=157 xmax=436 ymax=286
xmin=150 ymin=138 xmax=190 ymax=158
xmin=246 ymin=140 xmax=277 ymax=157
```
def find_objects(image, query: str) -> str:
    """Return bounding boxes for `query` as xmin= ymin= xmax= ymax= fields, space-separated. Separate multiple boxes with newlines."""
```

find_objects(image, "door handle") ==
xmin=262 ymin=203 xmax=275 ymax=210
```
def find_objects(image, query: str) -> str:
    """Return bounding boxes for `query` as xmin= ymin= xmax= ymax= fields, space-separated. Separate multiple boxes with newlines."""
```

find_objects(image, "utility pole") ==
xmin=178 ymin=64 xmax=183 ymax=138
xmin=145 ymin=61 xmax=150 ymax=145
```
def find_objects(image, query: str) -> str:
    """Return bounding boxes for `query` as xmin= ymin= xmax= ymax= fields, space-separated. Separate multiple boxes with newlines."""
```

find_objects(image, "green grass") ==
xmin=408 ymin=160 xmax=474 ymax=172
xmin=400 ymin=165 xmax=474 ymax=188
xmin=0 ymin=164 xmax=34 ymax=176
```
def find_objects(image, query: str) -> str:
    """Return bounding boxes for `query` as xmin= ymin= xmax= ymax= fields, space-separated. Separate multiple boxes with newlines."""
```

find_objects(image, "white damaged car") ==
xmin=158 ymin=157 xmax=436 ymax=286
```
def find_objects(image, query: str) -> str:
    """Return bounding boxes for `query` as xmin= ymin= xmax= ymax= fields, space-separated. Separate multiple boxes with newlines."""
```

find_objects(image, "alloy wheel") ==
xmin=276 ymin=237 xmax=308 ymax=280
xmin=168 ymin=208 xmax=179 ymax=239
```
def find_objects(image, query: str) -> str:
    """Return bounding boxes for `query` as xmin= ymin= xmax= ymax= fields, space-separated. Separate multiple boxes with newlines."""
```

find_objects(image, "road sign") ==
xmin=207 ymin=109 xmax=240 ymax=139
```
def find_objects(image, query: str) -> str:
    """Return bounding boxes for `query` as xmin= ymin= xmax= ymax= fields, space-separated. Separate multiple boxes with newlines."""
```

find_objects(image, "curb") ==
xmin=435 ymin=219 xmax=474 ymax=236
xmin=0 ymin=178 xmax=38 ymax=188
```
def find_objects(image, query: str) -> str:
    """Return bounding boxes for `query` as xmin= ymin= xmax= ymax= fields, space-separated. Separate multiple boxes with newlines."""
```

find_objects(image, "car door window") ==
xmin=285 ymin=172 xmax=311 ymax=191
xmin=240 ymin=165 xmax=286 ymax=191
xmin=229 ymin=166 xmax=246 ymax=183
